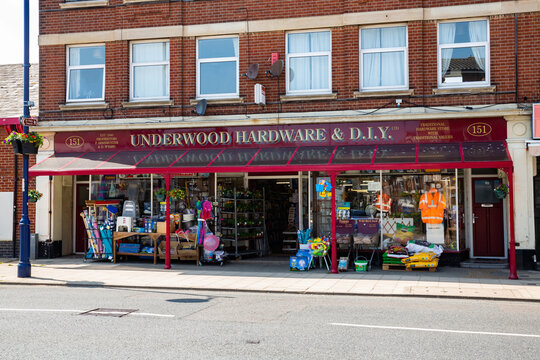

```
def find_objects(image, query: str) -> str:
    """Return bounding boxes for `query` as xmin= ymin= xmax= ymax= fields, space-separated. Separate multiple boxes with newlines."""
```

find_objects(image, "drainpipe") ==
xmin=514 ymin=13 xmax=519 ymax=104
xmin=506 ymin=167 xmax=518 ymax=279
xmin=17 ymin=0 xmax=31 ymax=278
xmin=12 ymin=155 xmax=18 ymax=258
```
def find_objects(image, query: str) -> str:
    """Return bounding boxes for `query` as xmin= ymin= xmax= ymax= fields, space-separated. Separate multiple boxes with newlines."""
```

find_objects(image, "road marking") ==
xmin=331 ymin=323 xmax=540 ymax=338
xmin=0 ymin=308 xmax=174 ymax=318
xmin=131 ymin=312 xmax=174 ymax=318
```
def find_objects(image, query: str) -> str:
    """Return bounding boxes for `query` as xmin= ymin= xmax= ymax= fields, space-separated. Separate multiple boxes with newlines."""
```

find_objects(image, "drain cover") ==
xmin=80 ymin=308 xmax=138 ymax=317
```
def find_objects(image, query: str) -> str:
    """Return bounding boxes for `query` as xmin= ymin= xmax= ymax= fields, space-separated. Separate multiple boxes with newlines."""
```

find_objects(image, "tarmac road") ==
xmin=1 ymin=285 xmax=539 ymax=359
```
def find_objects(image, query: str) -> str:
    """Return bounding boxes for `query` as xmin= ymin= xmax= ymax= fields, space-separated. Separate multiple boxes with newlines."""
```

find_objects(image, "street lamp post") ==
xmin=17 ymin=0 xmax=31 ymax=278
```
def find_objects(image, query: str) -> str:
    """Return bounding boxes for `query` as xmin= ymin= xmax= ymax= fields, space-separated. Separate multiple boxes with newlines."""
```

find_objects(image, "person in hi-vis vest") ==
xmin=419 ymin=183 xmax=446 ymax=224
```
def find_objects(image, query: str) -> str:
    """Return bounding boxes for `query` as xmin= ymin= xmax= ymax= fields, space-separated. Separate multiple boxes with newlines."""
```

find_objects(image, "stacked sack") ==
xmin=401 ymin=251 xmax=439 ymax=269
xmin=400 ymin=240 xmax=444 ymax=269
xmin=382 ymin=245 xmax=409 ymax=266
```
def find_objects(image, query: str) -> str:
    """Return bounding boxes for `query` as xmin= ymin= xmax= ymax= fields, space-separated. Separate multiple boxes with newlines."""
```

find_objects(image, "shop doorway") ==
xmin=75 ymin=183 xmax=90 ymax=253
xmin=472 ymin=178 xmax=505 ymax=257
xmin=250 ymin=178 xmax=303 ymax=255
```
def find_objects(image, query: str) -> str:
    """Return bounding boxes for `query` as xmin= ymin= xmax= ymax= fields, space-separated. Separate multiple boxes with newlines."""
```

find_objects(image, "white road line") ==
xmin=331 ymin=323 xmax=540 ymax=338
xmin=131 ymin=312 xmax=175 ymax=318
xmin=0 ymin=308 xmax=174 ymax=318
xmin=0 ymin=308 xmax=80 ymax=313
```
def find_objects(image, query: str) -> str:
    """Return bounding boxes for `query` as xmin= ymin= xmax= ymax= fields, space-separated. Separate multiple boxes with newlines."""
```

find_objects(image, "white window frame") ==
xmin=196 ymin=35 xmax=239 ymax=99
xmin=66 ymin=43 xmax=105 ymax=103
xmin=437 ymin=19 xmax=490 ymax=89
xmin=130 ymin=39 xmax=170 ymax=102
xmin=359 ymin=24 xmax=409 ymax=92
xmin=285 ymin=29 xmax=332 ymax=96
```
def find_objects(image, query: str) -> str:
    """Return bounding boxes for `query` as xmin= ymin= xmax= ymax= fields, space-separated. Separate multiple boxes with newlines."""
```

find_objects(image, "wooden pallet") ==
xmin=382 ymin=263 xmax=437 ymax=272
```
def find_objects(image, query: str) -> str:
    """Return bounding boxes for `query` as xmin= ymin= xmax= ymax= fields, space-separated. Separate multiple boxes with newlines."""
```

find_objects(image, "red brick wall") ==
xmin=0 ymin=142 xmax=36 ymax=257
xmin=38 ymin=1 xmax=540 ymax=122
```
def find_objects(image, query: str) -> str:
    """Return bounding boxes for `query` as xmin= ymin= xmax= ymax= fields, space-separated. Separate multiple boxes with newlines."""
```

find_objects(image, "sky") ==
xmin=0 ymin=0 xmax=39 ymax=64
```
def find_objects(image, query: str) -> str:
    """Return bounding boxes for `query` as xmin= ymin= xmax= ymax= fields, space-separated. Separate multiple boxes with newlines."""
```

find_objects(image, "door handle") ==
xmin=472 ymin=213 xmax=478 ymax=224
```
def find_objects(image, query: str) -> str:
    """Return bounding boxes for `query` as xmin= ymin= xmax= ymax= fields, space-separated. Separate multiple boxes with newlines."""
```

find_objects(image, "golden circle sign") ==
xmin=65 ymin=136 xmax=84 ymax=148
xmin=466 ymin=122 xmax=492 ymax=137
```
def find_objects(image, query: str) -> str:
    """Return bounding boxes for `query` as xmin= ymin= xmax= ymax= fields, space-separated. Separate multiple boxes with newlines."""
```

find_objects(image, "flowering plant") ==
xmin=155 ymin=188 xmax=167 ymax=196
xmin=4 ymin=131 xmax=44 ymax=147
xmin=168 ymin=188 xmax=186 ymax=200
xmin=494 ymin=183 xmax=508 ymax=199
xmin=28 ymin=189 xmax=43 ymax=202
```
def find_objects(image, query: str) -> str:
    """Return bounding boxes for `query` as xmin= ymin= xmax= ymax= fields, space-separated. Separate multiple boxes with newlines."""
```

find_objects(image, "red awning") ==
xmin=29 ymin=141 xmax=513 ymax=177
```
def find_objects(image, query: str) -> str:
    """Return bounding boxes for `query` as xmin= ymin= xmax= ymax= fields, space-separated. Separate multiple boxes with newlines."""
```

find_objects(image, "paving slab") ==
xmin=0 ymin=256 xmax=539 ymax=301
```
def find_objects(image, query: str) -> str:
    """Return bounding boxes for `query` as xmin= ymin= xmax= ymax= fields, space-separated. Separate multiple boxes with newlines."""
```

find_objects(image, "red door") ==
xmin=472 ymin=178 xmax=505 ymax=257
xmin=75 ymin=184 xmax=90 ymax=253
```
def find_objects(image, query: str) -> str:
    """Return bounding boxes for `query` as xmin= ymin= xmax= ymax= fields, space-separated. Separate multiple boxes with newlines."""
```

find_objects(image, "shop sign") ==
xmin=54 ymin=117 xmax=507 ymax=153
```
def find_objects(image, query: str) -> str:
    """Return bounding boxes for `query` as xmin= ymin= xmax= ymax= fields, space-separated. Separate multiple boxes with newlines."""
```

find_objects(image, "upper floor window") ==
xmin=67 ymin=45 xmax=105 ymax=102
xmin=438 ymin=20 xmax=489 ymax=87
xmin=197 ymin=37 xmax=239 ymax=99
xmin=286 ymin=30 xmax=331 ymax=95
xmin=360 ymin=25 xmax=407 ymax=91
xmin=130 ymin=41 xmax=169 ymax=101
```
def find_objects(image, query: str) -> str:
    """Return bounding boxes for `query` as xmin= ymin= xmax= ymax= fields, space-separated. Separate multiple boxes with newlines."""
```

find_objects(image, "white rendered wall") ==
xmin=505 ymin=115 xmax=535 ymax=250
xmin=0 ymin=192 xmax=14 ymax=240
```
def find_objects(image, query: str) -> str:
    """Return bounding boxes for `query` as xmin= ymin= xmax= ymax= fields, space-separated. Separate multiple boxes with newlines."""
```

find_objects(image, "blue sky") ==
xmin=0 ymin=0 xmax=39 ymax=64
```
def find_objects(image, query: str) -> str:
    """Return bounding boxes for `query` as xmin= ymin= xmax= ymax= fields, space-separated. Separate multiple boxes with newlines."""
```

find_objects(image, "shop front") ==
xmin=29 ymin=117 xmax=517 ymax=276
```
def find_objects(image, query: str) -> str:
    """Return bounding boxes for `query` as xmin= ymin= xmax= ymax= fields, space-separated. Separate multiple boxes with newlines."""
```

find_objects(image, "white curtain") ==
xmin=468 ymin=21 xmax=486 ymax=71
xmin=440 ymin=23 xmax=456 ymax=78
xmin=134 ymin=65 xmax=169 ymax=98
xmin=133 ymin=42 xmax=169 ymax=98
xmin=69 ymin=48 xmax=81 ymax=99
xmin=381 ymin=52 xmax=404 ymax=86
xmin=289 ymin=32 xmax=329 ymax=91
xmin=362 ymin=27 xmax=405 ymax=87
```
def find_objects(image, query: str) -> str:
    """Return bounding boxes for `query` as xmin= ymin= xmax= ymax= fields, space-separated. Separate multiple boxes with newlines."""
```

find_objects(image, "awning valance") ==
xmin=29 ymin=141 xmax=512 ymax=177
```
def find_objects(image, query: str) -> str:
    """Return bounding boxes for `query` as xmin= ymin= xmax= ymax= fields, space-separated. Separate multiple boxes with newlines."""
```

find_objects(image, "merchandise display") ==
xmin=419 ymin=183 xmax=446 ymax=224
xmin=217 ymin=187 xmax=266 ymax=258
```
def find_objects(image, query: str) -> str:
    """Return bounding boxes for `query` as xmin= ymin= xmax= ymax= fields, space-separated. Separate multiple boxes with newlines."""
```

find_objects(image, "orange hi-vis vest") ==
xmin=375 ymin=193 xmax=392 ymax=212
xmin=419 ymin=190 xmax=446 ymax=224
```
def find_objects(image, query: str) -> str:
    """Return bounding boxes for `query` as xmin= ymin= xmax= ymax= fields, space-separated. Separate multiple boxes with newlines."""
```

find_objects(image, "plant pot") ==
xmin=21 ymin=141 xmax=39 ymax=155
xmin=28 ymin=198 xmax=38 ymax=203
xmin=494 ymin=190 xmax=507 ymax=199
xmin=11 ymin=140 xmax=22 ymax=154
xmin=155 ymin=194 xmax=165 ymax=202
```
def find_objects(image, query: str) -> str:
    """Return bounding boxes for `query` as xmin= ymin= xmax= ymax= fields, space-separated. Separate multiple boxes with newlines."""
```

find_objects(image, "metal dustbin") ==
xmin=30 ymin=233 xmax=38 ymax=260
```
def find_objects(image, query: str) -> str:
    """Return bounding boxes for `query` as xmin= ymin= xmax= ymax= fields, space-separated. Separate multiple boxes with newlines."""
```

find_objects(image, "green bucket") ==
xmin=354 ymin=257 xmax=368 ymax=272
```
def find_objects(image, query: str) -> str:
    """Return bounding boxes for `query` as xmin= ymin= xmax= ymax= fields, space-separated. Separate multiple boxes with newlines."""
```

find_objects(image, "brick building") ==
xmin=0 ymin=64 xmax=39 ymax=258
xmin=31 ymin=0 xmax=540 ymax=270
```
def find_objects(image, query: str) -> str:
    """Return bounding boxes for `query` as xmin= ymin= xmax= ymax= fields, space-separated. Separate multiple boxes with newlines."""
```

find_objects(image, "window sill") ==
xmin=122 ymin=100 xmax=174 ymax=108
xmin=190 ymin=98 xmax=244 ymax=105
xmin=280 ymin=93 xmax=337 ymax=102
xmin=59 ymin=1 xmax=109 ymax=10
xmin=432 ymin=86 xmax=496 ymax=95
xmin=123 ymin=0 xmax=160 ymax=3
xmin=354 ymin=89 xmax=414 ymax=98
xmin=59 ymin=103 xmax=109 ymax=111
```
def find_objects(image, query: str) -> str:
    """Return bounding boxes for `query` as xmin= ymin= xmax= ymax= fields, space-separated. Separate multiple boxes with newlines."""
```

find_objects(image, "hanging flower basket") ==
xmin=28 ymin=189 xmax=43 ymax=203
xmin=22 ymin=141 xmax=39 ymax=154
xmin=154 ymin=188 xmax=167 ymax=202
xmin=168 ymin=188 xmax=186 ymax=201
xmin=4 ymin=131 xmax=44 ymax=155
xmin=494 ymin=183 xmax=508 ymax=199
xmin=11 ymin=139 xmax=22 ymax=154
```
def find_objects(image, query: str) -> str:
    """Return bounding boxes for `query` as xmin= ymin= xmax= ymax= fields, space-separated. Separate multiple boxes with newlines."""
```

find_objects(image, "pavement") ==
xmin=1 ymin=256 xmax=540 ymax=302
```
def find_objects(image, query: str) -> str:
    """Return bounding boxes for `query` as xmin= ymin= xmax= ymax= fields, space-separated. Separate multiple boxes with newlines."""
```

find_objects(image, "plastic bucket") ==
xmin=354 ymin=258 xmax=368 ymax=272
